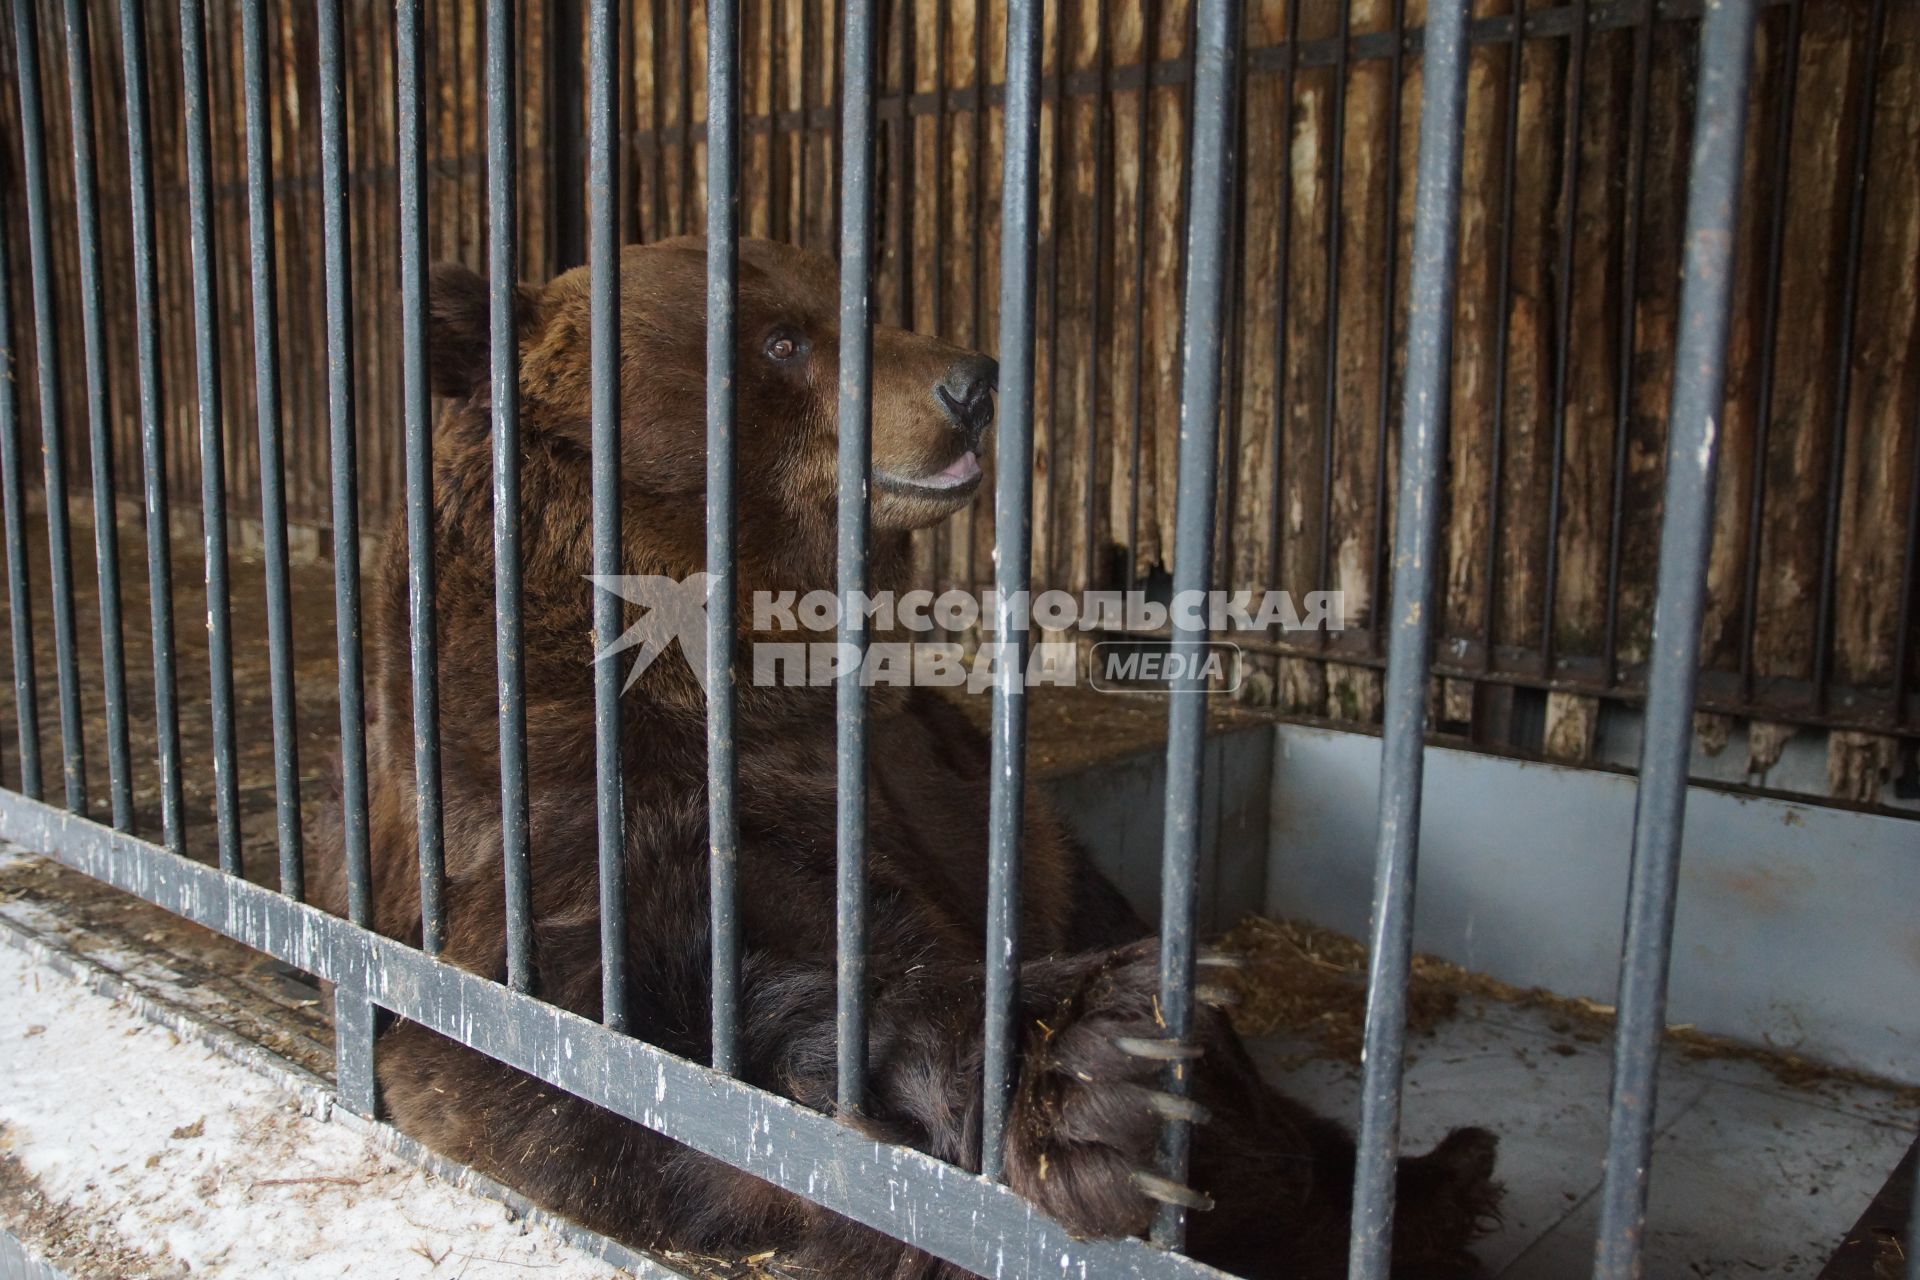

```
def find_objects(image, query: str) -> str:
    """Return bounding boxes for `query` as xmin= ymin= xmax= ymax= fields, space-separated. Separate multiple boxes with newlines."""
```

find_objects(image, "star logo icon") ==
xmin=586 ymin=573 xmax=714 ymax=693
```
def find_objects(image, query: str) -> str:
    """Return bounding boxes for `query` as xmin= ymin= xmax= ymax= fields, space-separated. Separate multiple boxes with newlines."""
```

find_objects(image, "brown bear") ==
xmin=310 ymin=238 xmax=1500 ymax=1279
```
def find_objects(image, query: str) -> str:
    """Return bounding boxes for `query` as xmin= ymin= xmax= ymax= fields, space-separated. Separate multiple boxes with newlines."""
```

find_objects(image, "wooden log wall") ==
xmin=2 ymin=0 xmax=1916 ymax=795
xmin=0 ymin=0 xmax=566 ymax=535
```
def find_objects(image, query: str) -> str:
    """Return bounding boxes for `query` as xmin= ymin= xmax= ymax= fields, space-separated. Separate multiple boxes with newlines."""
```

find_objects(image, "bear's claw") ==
xmin=1144 ymin=1089 xmax=1211 ymax=1125
xmin=1130 ymin=1171 xmax=1216 ymax=1212
xmin=1114 ymin=1035 xmax=1204 ymax=1062
xmin=1193 ymin=982 xmax=1239 ymax=1010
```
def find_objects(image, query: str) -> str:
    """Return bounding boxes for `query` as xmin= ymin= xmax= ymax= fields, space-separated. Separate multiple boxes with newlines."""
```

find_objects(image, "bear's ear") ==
xmin=427 ymin=262 xmax=540 ymax=400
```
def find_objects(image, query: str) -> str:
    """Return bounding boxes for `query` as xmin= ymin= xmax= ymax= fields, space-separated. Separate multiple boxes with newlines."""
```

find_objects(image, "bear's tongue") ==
xmin=930 ymin=450 xmax=980 ymax=488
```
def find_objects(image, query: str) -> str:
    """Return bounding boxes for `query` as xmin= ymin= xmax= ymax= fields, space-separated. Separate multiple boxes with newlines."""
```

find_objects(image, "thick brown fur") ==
xmin=309 ymin=239 xmax=1500 ymax=1279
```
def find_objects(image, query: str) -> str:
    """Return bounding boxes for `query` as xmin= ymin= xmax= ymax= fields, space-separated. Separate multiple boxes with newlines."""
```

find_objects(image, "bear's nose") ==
xmin=935 ymin=355 xmax=998 ymax=442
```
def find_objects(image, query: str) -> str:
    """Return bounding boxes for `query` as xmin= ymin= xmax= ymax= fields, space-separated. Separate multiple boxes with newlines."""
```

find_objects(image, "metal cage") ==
xmin=0 ymin=0 xmax=1915 ymax=1277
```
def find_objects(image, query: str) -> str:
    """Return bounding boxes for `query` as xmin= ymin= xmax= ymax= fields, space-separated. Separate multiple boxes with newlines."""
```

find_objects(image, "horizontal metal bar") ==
xmin=0 ymin=790 xmax=1235 ymax=1280
xmin=1089 ymin=622 xmax=1920 ymax=740
xmin=618 ymin=0 xmax=1791 ymax=154
xmin=8 ymin=0 xmax=1792 ymax=222
xmin=0 ymin=909 xmax=699 ymax=1280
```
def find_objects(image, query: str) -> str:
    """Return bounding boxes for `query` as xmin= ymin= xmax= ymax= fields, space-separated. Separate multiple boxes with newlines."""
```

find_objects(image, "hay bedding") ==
xmin=1216 ymin=915 xmax=1920 ymax=1113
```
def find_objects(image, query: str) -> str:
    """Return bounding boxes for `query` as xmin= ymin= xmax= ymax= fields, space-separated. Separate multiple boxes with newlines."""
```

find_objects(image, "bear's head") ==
xmin=427 ymin=237 xmax=996 ymax=579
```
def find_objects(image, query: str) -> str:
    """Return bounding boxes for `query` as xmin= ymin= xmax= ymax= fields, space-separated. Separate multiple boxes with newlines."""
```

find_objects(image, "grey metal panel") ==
xmin=0 ymin=1231 xmax=67 ymax=1280
xmin=1207 ymin=728 xmax=1275 ymax=935
xmin=1266 ymin=724 xmax=1920 ymax=1087
xmin=1041 ymin=724 xmax=1273 ymax=936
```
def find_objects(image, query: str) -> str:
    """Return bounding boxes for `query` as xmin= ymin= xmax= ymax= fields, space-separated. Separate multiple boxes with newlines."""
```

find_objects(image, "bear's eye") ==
xmin=764 ymin=330 xmax=805 ymax=363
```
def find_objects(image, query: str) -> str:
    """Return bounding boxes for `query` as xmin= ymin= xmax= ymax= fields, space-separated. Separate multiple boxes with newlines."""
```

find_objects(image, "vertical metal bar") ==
xmin=182 ymin=0 xmax=242 ymax=873
xmin=831 ymin=4 xmax=846 ymax=250
xmin=488 ymin=0 xmax=534 ymax=993
xmin=677 ymin=0 xmax=694 ymax=235
xmin=551 ymin=0 xmax=586 ymax=270
xmin=1171 ymin=2 xmax=1196 ymax=416
xmin=1083 ymin=0 xmax=1108 ymax=590
xmin=618 ymin=0 xmax=636 ymax=247
xmin=931 ymin=0 xmax=946 ymax=330
xmin=963 ymin=0 xmax=987 ymax=595
xmin=1908 ymin=1154 xmax=1920 ymax=1280
xmin=1602 ymin=0 xmax=1655 ymax=687
xmin=1263 ymin=0 xmax=1299 ymax=603
xmin=0 ymin=210 xmax=38 ymax=802
xmin=705 ymin=0 xmax=739 ymax=1071
xmin=1124 ymin=0 xmax=1158 ymax=586
xmin=333 ymin=984 xmax=379 ymax=1117
xmin=977 ymin=0 xmax=1041 ymax=1183
xmin=649 ymin=0 xmax=669 ymax=239
xmin=119 ymin=0 xmax=180 ymax=853
xmin=11 ymin=0 xmax=87 ymax=816
xmin=968 ymin=0 xmax=986 ymax=346
xmin=1213 ymin=2 xmax=1249 ymax=599
xmin=1539 ymin=0 xmax=1587 ymax=679
xmin=1592 ymin=2 xmax=1757 ymax=1272
xmin=1481 ymin=0 xmax=1525 ymax=678
xmin=590 ymin=0 xmax=626 ymax=1025
xmin=928 ymin=0 xmax=949 ymax=594
xmin=797 ymin=0 xmax=811 ymax=245
xmin=1367 ymin=0 xmax=1406 ymax=659
xmin=61 ymin=0 xmax=134 ymax=832
xmin=243 ymin=0 xmax=305 ymax=897
xmin=1895 ymin=396 xmax=1920 ymax=732
xmin=398 ymin=0 xmax=445 ymax=948
xmin=317 ymin=0 xmax=369 ymax=919
xmin=894 ymin=0 xmax=915 ymax=330
xmin=1347 ymin=0 xmax=1470 ymax=1271
xmin=1041 ymin=0 xmax=1064 ymax=589
xmin=1810 ymin=0 xmax=1886 ymax=716
xmin=1315 ymin=0 xmax=1350 ymax=641
xmin=771 ymin=0 xmax=789 ymax=241
xmin=836 ymin=0 xmax=876 ymax=1118
xmin=1739 ymin=0 xmax=1801 ymax=707
xmin=1149 ymin=0 xmax=1240 ymax=1250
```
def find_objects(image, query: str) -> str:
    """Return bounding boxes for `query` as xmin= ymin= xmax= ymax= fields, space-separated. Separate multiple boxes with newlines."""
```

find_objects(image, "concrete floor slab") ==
xmin=1245 ymin=998 xmax=1918 ymax=1278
